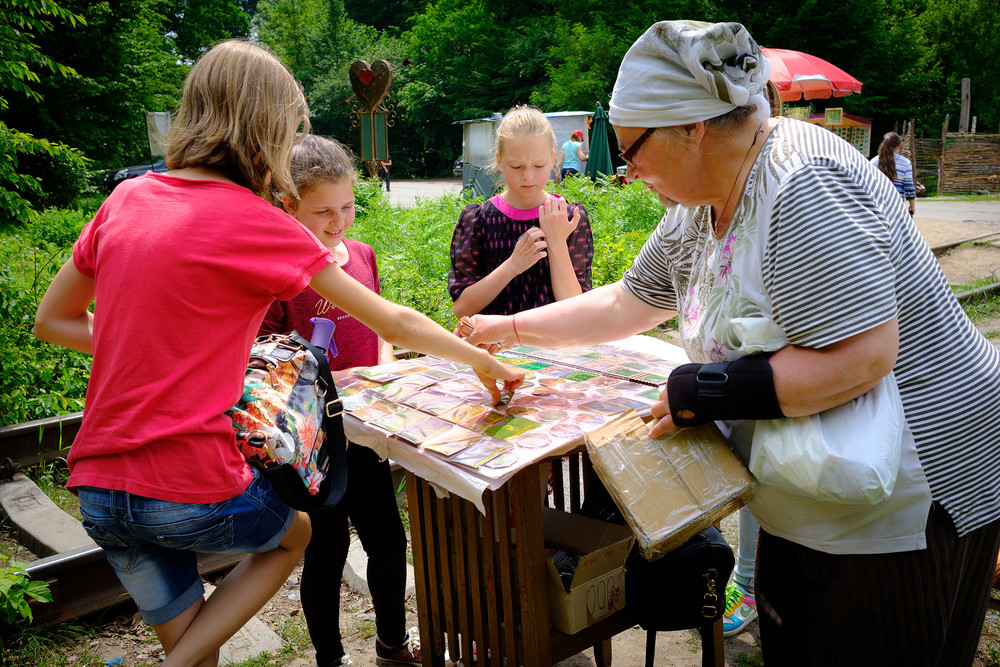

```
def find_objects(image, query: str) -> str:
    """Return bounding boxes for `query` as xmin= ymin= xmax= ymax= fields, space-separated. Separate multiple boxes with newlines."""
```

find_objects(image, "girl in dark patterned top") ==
xmin=449 ymin=105 xmax=593 ymax=317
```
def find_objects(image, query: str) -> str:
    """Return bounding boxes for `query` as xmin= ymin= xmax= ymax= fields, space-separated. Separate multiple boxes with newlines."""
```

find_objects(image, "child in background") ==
xmin=871 ymin=131 xmax=916 ymax=216
xmin=449 ymin=105 xmax=594 ymax=318
xmin=260 ymin=135 xmax=417 ymax=667
xmin=33 ymin=41 xmax=521 ymax=667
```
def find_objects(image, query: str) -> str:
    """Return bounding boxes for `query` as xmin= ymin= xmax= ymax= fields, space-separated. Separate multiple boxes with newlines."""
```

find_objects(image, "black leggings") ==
xmin=300 ymin=443 xmax=408 ymax=665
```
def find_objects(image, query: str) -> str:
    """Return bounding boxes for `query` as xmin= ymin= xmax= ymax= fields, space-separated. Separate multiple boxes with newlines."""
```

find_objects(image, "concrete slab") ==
xmin=342 ymin=533 xmax=416 ymax=600
xmin=0 ymin=473 xmax=93 ymax=556
xmin=204 ymin=583 xmax=286 ymax=665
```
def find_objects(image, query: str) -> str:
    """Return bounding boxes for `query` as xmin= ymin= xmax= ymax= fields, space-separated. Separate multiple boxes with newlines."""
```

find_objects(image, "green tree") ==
xmin=167 ymin=0 xmax=252 ymax=62
xmin=530 ymin=19 xmax=621 ymax=111
xmin=397 ymin=0 xmax=558 ymax=175
xmin=256 ymin=0 xmax=410 ymax=173
xmin=916 ymin=0 xmax=1000 ymax=133
xmin=12 ymin=0 xmax=185 ymax=168
xmin=0 ymin=0 xmax=88 ymax=223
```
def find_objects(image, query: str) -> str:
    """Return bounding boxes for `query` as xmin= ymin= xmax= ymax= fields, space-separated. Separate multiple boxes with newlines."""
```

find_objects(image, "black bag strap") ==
xmin=297 ymin=333 xmax=347 ymax=511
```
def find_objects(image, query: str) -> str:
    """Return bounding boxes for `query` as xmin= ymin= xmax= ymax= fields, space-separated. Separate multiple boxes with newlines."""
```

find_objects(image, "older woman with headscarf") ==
xmin=462 ymin=20 xmax=1000 ymax=667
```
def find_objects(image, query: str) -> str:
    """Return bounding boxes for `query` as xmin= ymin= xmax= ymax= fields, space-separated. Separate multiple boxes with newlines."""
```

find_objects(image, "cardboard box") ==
xmin=542 ymin=507 xmax=634 ymax=635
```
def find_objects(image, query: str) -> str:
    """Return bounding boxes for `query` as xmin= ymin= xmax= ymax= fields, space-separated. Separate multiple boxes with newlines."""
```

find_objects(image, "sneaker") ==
xmin=328 ymin=654 xmax=354 ymax=667
xmin=375 ymin=628 xmax=422 ymax=666
xmin=722 ymin=581 xmax=758 ymax=637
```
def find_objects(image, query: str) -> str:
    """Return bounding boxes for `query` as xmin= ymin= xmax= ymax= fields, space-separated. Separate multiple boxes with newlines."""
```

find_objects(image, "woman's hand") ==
xmin=458 ymin=314 xmax=519 ymax=351
xmin=502 ymin=227 xmax=547 ymax=276
xmin=648 ymin=387 xmax=678 ymax=438
xmin=538 ymin=198 xmax=580 ymax=242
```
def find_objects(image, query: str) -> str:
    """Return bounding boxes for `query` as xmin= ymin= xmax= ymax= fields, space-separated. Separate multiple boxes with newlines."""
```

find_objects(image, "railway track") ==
xmin=0 ymin=413 xmax=243 ymax=628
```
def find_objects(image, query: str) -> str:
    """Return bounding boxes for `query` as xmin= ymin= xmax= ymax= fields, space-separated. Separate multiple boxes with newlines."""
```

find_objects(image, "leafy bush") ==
xmin=0 ymin=558 xmax=53 ymax=648
xmin=0 ymin=208 xmax=93 ymax=426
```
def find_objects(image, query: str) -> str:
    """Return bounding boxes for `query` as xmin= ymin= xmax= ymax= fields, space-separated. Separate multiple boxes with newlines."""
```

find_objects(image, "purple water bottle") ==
xmin=309 ymin=317 xmax=338 ymax=357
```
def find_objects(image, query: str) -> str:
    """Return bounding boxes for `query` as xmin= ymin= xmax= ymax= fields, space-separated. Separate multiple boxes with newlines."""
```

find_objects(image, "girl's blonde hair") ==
xmin=166 ymin=40 xmax=310 ymax=199
xmin=493 ymin=105 xmax=558 ymax=159
xmin=277 ymin=135 xmax=357 ymax=203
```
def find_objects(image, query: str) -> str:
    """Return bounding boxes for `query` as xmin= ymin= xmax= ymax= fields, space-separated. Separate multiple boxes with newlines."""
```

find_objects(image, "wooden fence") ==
xmin=902 ymin=121 xmax=1000 ymax=195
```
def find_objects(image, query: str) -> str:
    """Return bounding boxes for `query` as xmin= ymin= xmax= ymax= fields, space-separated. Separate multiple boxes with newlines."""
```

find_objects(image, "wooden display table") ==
xmin=341 ymin=336 xmax=728 ymax=666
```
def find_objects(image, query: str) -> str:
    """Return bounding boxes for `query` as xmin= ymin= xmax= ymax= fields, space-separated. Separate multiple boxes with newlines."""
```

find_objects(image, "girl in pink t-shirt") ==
xmin=33 ymin=42 xmax=521 ymax=667
xmin=260 ymin=135 xmax=419 ymax=666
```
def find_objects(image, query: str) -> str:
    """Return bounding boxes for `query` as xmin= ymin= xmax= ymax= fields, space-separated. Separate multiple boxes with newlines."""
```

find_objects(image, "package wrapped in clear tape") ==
xmin=586 ymin=412 xmax=754 ymax=560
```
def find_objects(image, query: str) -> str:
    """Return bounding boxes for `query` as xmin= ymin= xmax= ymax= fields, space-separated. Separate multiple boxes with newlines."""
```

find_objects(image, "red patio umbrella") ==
xmin=761 ymin=47 xmax=863 ymax=102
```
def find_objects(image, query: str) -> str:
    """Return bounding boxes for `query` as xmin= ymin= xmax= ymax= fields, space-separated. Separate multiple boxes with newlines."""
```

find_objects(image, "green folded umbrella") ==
xmin=585 ymin=102 xmax=614 ymax=180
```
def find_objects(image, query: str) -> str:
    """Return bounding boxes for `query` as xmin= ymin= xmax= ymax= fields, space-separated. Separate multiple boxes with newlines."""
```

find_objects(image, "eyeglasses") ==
xmin=618 ymin=127 xmax=657 ymax=167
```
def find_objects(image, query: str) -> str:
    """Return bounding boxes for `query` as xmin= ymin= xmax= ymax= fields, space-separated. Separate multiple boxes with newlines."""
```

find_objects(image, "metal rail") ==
xmin=0 ymin=412 xmax=82 ymax=469
xmin=929 ymin=231 xmax=1000 ymax=255
xmin=27 ymin=545 xmax=243 ymax=627
xmin=955 ymin=282 xmax=1000 ymax=303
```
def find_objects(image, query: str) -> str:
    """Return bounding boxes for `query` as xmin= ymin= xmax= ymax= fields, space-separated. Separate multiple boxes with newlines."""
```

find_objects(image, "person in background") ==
xmin=871 ymin=131 xmax=916 ymax=215
xmin=262 ymin=135 xmax=418 ymax=667
xmin=560 ymin=129 xmax=588 ymax=180
xmin=378 ymin=154 xmax=392 ymax=192
xmin=33 ymin=40 xmax=522 ymax=667
xmin=450 ymin=105 xmax=593 ymax=319
xmin=461 ymin=20 xmax=1000 ymax=667
xmin=721 ymin=507 xmax=758 ymax=636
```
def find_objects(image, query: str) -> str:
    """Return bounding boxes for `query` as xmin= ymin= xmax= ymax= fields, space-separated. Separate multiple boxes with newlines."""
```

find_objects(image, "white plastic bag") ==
xmin=749 ymin=373 xmax=903 ymax=504
xmin=730 ymin=317 xmax=904 ymax=505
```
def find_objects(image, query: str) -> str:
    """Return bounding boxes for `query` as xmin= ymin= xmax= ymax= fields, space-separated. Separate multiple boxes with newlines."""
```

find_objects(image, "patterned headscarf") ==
xmin=609 ymin=20 xmax=771 ymax=127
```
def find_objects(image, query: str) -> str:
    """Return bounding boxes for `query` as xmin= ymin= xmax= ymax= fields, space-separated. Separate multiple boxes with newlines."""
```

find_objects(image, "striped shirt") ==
xmin=622 ymin=118 xmax=1000 ymax=538
xmin=870 ymin=153 xmax=917 ymax=200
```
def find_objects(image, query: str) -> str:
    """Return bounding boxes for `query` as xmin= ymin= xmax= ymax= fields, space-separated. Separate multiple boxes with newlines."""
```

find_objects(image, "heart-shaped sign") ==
xmin=349 ymin=60 xmax=393 ymax=112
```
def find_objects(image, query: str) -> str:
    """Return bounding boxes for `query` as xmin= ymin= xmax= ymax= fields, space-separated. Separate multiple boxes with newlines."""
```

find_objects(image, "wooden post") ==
xmin=960 ymin=78 xmax=971 ymax=133
xmin=938 ymin=116 xmax=949 ymax=195
xmin=972 ymin=116 xmax=977 ymax=134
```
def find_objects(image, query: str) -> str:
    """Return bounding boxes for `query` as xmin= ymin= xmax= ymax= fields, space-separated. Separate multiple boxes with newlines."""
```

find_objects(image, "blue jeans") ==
xmin=78 ymin=468 xmax=293 ymax=624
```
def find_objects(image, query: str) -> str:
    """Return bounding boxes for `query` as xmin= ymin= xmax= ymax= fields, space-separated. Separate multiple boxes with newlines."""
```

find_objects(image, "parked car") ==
xmin=104 ymin=158 xmax=168 ymax=192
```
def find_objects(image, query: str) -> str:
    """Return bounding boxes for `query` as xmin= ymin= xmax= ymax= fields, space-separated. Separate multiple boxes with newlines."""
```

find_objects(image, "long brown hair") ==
xmin=877 ymin=132 xmax=902 ymax=182
xmin=166 ymin=40 xmax=310 ymax=199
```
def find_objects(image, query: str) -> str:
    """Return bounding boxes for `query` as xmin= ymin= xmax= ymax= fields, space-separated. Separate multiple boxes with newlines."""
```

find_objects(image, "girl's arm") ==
xmin=34 ymin=259 xmax=96 ymax=354
xmin=310 ymin=263 xmax=523 ymax=401
xmin=538 ymin=198 xmax=585 ymax=302
xmin=577 ymin=145 xmax=588 ymax=162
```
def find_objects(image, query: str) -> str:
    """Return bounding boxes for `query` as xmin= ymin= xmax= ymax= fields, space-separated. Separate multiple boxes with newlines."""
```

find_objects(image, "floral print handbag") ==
xmin=228 ymin=332 xmax=347 ymax=511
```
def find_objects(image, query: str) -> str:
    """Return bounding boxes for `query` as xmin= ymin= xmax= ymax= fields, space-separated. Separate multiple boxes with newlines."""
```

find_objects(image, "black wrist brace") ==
xmin=666 ymin=355 xmax=784 ymax=427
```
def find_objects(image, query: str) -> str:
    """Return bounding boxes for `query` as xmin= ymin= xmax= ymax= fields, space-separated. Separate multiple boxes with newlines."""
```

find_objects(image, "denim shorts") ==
xmin=77 ymin=467 xmax=294 ymax=625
